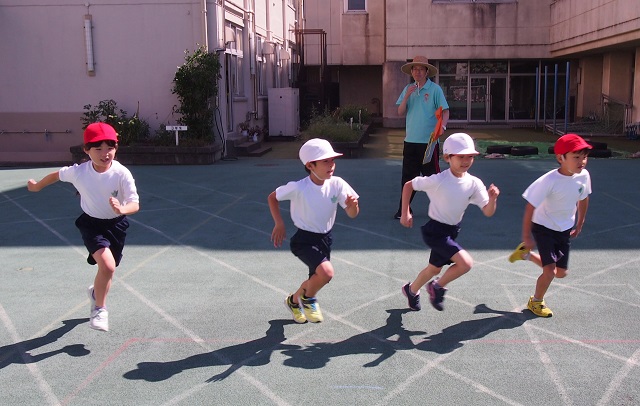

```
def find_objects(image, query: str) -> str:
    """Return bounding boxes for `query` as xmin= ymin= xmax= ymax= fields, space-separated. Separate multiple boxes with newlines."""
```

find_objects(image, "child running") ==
xmin=268 ymin=138 xmax=359 ymax=323
xmin=509 ymin=133 xmax=592 ymax=317
xmin=400 ymin=132 xmax=499 ymax=312
xmin=27 ymin=122 xmax=139 ymax=331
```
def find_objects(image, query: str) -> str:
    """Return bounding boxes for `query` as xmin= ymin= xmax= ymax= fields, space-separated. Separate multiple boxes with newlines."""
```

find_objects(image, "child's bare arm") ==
xmin=400 ymin=181 xmax=414 ymax=228
xmin=481 ymin=183 xmax=500 ymax=217
xmin=521 ymin=203 xmax=536 ymax=249
xmin=268 ymin=191 xmax=286 ymax=247
xmin=27 ymin=171 xmax=60 ymax=192
xmin=571 ymin=197 xmax=589 ymax=238
xmin=110 ymin=198 xmax=139 ymax=216
xmin=344 ymin=195 xmax=359 ymax=218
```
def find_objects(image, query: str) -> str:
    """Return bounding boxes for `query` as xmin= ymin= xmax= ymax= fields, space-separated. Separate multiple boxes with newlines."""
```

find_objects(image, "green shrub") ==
xmin=172 ymin=46 xmax=221 ymax=143
xmin=81 ymin=99 xmax=150 ymax=146
xmin=303 ymin=105 xmax=365 ymax=142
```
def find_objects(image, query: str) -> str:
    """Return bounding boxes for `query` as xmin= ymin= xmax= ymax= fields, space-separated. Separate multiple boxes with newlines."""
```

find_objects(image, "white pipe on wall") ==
xmin=202 ymin=0 xmax=209 ymax=50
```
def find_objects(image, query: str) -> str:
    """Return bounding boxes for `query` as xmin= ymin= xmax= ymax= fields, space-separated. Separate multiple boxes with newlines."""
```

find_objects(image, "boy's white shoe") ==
xmin=87 ymin=285 xmax=95 ymax=314
xmin=90 ymin=308 xmax=109 ymax=331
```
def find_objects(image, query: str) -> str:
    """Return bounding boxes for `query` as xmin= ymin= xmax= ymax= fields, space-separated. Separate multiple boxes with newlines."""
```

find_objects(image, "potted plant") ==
xmin=248 ymin=125 xmax=265 ymax=142
xmin=238 ymin=121 xmax=251 ymax=138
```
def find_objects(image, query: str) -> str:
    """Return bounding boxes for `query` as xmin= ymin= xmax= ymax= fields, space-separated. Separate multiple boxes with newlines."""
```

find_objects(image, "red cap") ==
xmin=84 ymin=122 xmax=118 ymax=144
xmin=554 ymin=134 xmax=592 ymax=155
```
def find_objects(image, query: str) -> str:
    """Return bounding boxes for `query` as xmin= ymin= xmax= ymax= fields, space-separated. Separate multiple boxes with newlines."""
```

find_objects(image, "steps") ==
xmin=234 ymin=139 xmax=272 ymax=157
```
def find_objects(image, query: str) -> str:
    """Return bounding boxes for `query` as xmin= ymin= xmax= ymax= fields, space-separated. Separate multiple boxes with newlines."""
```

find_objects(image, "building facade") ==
xmin=0 ymin=0 xmax=299 ymax=164
xmin=299 ymin=0 xmax=640 ymax=131
xmin=1 ymin=0 xmax=639 ymax=164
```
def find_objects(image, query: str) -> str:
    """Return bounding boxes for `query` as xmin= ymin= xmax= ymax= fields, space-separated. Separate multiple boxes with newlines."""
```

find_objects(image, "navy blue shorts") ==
xmin=75 ymin=213 xmax=129 ymax=267
xmin=531 ymin=222 xmax=571 ymax=269
xmin=421 ymin=220 xmax=463 ymax=268
xmin=290 ymin=229 xmax=332 ymax=278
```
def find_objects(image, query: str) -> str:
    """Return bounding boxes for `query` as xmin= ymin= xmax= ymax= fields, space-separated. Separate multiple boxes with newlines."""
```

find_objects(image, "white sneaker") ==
xmin=90 ymin=308 xmax=109 ymax=331
xmin=87 ymin=285 xmax=95 ymax=314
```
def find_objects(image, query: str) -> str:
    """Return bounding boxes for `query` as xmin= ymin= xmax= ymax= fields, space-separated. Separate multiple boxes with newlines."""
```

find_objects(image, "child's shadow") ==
xmin=123 ymin=319 xmax=300 ymax=382
xmin=0 ymin=318 xmax=90 ymax=369
xmin=416 ymin=304 xmax=535 ymax=354
xmin=282 ymin=308 xmax=425 ymax=369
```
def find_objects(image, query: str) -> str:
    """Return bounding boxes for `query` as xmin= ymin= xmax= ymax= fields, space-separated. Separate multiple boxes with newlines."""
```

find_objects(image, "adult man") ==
xmin=394 ymin=56 xmax=450 ymax=219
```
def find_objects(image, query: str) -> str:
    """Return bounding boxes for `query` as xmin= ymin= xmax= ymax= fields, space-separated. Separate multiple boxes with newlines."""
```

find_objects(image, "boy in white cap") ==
xmin=27 ymin=122 xmax=139 ymax=331
xmin=268 ymin=138 xmax=359 ymax=323
xmin=400 ymin=133 xmax=499 ymax=312
xmin=508 ymin=133 xmax=592 ymax=317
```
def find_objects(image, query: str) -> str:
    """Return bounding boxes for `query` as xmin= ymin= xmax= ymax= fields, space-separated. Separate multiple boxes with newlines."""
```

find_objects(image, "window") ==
xmin=346 ymin=0 xmax=366 ymax=12
xmin=226 ymin=24 xmax=244 ymax=97
xmin=256 ymin=36 xmax=267 ymax=96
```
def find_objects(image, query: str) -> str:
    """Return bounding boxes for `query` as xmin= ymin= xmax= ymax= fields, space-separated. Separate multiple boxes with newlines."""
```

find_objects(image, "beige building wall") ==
xmin=550 ymin=0 xmax=640 ymax=122
xmin=635 ymin=49 xmax=640 ymax=122
xmin=0 ymin=0 xmax=299 ymax=164
xmin=550 ymin=0 xmax=640 ymax=57
xmin=577 ymin=56 xmax=604 ymax=120
xmin=385 ymin=0 xmax=550 ymax=61
xmin=0 ymin=0 xmax=206 ymax=164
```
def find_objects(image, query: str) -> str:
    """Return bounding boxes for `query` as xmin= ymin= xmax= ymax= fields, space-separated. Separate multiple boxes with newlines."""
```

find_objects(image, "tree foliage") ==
xmin=172 ymin=46 xmax=222 ymax=142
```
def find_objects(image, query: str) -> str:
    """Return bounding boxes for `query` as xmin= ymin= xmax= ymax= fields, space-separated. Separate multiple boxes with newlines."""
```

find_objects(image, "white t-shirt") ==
xmin=275 ymin=176 xmax=358 ymax=234
xmin=411 ymin=169 xmax=489 ymax=226
xmin=59 ymin=160 xmax=139 ymax=219
xmin=523 ymin=168 xmax=591 ymax=232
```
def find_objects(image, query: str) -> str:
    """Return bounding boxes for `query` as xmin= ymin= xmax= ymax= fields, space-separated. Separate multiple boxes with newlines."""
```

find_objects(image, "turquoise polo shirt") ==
xmin=396 ymin=79 xmax=449 ymax=144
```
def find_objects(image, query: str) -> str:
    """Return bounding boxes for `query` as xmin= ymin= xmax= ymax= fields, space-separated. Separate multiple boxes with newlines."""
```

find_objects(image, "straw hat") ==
xmin=401 ymin=55 xmax=438 ymax=77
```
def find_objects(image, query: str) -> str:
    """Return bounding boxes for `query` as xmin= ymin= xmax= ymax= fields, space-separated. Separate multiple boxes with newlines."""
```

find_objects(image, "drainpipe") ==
xmin=202 ymin=0 xmax=209 ymax=50
xmin=247 ymin=0 xmax=258 ymax=118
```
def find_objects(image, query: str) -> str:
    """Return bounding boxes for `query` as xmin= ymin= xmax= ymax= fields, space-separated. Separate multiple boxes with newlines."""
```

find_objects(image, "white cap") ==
xmin=299 ymin=138 xmax=343 ymax=165
xmin=443 ymin=133 xmax=479 ymax=155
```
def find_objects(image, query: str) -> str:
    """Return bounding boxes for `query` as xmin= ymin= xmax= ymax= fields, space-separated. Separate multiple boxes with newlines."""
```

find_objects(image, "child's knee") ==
xmin=93 ymin=248 xmax=117 ymax=274
xmin=542 ymin=264 xmax=556 ymax=278
xmin=315 ymin=261 xmax=334 ymax=281
xmin=555 ymin=268 xmax=568 ymax=278
xmin=453 ymin=251 xmax=473 ymax=272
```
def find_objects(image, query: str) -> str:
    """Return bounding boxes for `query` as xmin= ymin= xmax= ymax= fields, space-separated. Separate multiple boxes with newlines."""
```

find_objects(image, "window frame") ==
xmin=345 ymin=0 xmax=367 ymax=13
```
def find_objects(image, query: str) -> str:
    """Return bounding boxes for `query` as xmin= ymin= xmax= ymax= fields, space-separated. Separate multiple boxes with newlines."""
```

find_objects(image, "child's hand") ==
xmin=271 ymin=223 xmax=286 ymax=248
xmin=400 ymin=212 xmax=413 ymax=228
xmin=570 ymin=226 xmax=582 ymax=238
xmin=344 ymin=194 xmax=359 ymax=218
xmin=487 ymin=183 xmax=500 ymax=200
xmin=345 ymin=195 xmax=358 ymax=210
xmin=523 ymin=235 xmax=535 ymax=251
xmin=27 ymin=179 xmax=40 ymax=192
xmin=109 ymin=197 xmax=122 ymax=214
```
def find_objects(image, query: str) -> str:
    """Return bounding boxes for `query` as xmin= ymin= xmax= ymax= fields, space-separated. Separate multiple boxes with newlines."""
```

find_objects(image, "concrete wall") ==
xmin=550 ymin=0 xmax=640 ymax=57
xmin=385 ymin=0 xmax=551 ymax=61
xmin=337 ymin=65 xmax=383 ymax=115
xmin=577 ymin=56 xmax=604 ymax=119
xmin=635 ymin=49 xmax=640 ymax=123
xmin=0 ymin=0 xmax=299 ymax=164
xmin=0 ymin=0 xmax=204 ymax=163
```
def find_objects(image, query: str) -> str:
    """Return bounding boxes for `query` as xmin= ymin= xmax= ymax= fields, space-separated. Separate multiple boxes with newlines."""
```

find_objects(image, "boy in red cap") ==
xmin=27 ymin=123 xmax=139 ymax=331
xmin=268 ymin=138 xmax=359 ymax=324
xmin=508 ymin=133 xmax=592 ymax=317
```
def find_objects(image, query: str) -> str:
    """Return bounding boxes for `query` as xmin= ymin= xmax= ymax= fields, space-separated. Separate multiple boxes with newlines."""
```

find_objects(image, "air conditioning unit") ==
xmin=268 ymin=87 xmax=299 ymax=138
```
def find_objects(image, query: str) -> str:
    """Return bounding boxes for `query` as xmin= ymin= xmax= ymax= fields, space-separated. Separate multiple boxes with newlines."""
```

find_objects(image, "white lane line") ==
xmin=597 ymin=347 xmax=640 ymax=406
xmin=504 ymin=289 xmax=573 ymax=406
